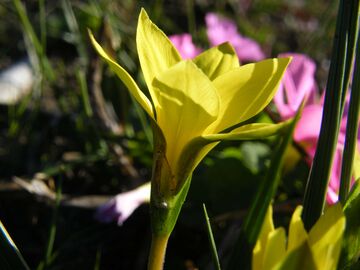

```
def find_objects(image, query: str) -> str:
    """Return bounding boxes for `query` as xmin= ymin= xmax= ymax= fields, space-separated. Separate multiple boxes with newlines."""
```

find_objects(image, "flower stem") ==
xmin=302 ymin=0 xmax=355 ymax=230
xmin=339 ymin=30 xmax=360 ymax=203
xmin=148 ymin=234 xmax=169 ymax=270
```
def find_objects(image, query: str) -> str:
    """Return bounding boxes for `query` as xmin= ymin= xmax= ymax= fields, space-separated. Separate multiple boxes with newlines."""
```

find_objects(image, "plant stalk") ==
xmin=302 ymin=0 xmax=353 ymax=230
xmin=339 ymin=28 xmax=360 ymax=202
xmin=148 ymin=234 xmax=169 ymax=270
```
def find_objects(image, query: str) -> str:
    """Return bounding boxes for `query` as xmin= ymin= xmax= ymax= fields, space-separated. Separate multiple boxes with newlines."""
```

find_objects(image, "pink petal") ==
xmin=205 ymin=13 xmax=265 ymax=62
xmin=169 ymin=34 xmax=202 ymax=59
xmin=95 ymin=182 xmax=150 ymax=225
xmin=274 ymin=53 xmax=318 ymax=119
xmin=294 ymin=104 xmax=323 ymax=143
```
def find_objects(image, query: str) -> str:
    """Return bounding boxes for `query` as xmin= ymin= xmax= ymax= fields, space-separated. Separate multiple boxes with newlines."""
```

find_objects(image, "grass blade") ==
xmin=203 ymin=204 xmax=221 ymax=270
xmin=0 ymin=220 xmax=30 ymax=270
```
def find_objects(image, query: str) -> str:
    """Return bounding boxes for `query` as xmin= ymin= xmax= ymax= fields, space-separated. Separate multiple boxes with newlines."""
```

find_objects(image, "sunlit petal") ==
xmin=263 ymin=228 xmax=286 ymax=269
xmin=88 ymin=31 xmax=154 ymax=118
xmin=152 ymin=60 xmax=219 ymax=171
xmin=308 ymin=203 xmax=345 ymax=270
xmin=209 ymin=57 xmax=291 ymax=133
xmin=253 ymin=205 xmax=275 ymax=270
xmin=192 ymin=42 xmax=239 ymax=80
xmin=176 ymin=121 xmax=290 ymax=193
xmin=288 ymin=206 xmax=308 ymax=252
xmin=137 ymin=9 xmax=182 ymax=112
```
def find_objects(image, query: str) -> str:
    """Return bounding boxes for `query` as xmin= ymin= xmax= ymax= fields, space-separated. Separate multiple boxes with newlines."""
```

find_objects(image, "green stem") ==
xmin=339 ymin=28 xmax=360 ymax=202
xmin=302 ymin=0 xmax=354 ymax=230
xmin=147 ymin=234 xmax=169 ymax=270
xmin=226 ymin=109 xmax=301 ymax=270
xmin=148 ymin=126 xmax=193 ymax=269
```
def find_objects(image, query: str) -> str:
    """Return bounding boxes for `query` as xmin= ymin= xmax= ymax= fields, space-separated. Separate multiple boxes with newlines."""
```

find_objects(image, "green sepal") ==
xmin=150 ymin=174 xmax=192 ymax=236
xmin=149 ymin=121 xmax=192 ymax=236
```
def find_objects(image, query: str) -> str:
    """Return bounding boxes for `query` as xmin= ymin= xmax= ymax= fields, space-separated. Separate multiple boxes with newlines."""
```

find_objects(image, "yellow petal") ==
xmin=288 ymin=206 xmax=308 ymax=252
xmin=209 ymin=57 xmax=291 ymax=133
xmin=88 ymin=30 xmax=154 ymax=118
xmin=308 ymin=203 xmax=346 ymax=270
xmin=136 ymin=9 xmax=181 ymax=113
xmin=252 ymin=205 xmax=275 ymax=270
xmin=263 ymin=228 xmax=287 ymax=270
xmin=273 ymin=241 xmax=317 ymax=270
xmin=152 ymin=60 xmax=219 ymax=175
xmin=193 ymin=42 xmax=239 ymax=80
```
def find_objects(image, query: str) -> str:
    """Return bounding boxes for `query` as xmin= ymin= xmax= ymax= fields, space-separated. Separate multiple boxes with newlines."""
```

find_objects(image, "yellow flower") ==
xmin=89 ymin=9 xmax=290 ymax=200
xmin=253 ymin=204 xmax=345 ymax=270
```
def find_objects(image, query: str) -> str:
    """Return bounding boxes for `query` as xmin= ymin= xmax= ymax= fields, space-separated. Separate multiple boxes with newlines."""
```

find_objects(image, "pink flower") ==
xmin=294 ymin=105 xmax=344 ymax=203
xmin=169 ymin=34 xmax=202 ymax=59
xmin=274 ymin=53 xmax=318 ymax=119
xmin=273 ymin=53 xmax=358 ymax=204
xmin=95 ymin=182 xmax=150 ymax=225
xmin=205 ymin=13 xmax=265 ymax=62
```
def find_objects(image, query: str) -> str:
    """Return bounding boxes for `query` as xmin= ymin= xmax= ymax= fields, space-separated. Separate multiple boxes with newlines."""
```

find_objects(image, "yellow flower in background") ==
xmin=89 ymin=9 xmax=291 ymax=201
xmin=253 ymin=204 xmax=345 ymax=270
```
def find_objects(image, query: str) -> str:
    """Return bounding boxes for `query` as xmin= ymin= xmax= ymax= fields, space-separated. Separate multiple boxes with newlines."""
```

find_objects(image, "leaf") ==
xmin=203 ymin=204 xmax=221 ymax=270
xmin=0 ymin=220 xmax=30 ymax=270
xmin=226 ymin=107 xmax=301 ymax=270
xmin=338 ymin=181 xmax=360 ymax=269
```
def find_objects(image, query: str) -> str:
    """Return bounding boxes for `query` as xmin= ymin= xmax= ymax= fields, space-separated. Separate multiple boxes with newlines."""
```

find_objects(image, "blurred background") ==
xmin=0 ymin=0 xmax=337 ymax=269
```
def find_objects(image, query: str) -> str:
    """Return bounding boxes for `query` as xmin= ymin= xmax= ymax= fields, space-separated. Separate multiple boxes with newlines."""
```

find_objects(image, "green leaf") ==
xmin=193 ymin=42 xmax=239 ymax=80
xmin=0 ymin=220 xmax=30 ymax=270
xmin=302 ymin=0 xmax=359 ymax=230
xmin=226 ymin=107 xmax=301 ymax=270
xmin=338 ymin=181 xmax=360 ymax=269
xmin=203 ymin=204 xmax=221 ymax=270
